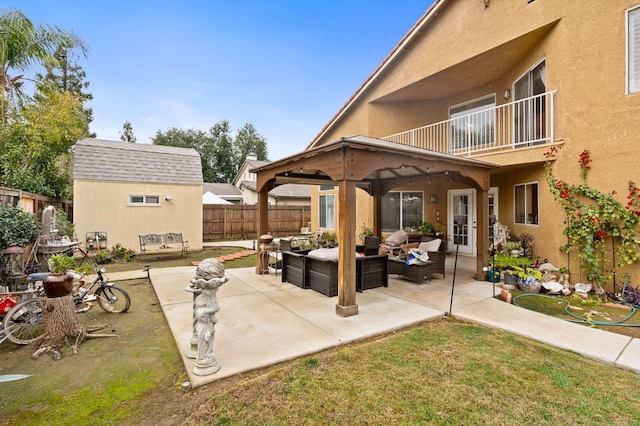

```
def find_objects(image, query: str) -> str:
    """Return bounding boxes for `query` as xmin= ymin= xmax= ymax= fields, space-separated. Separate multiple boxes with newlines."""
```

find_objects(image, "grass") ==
xmin=184 ymin=321 xmax=640 ymax=425
xmin=3 ymin=246 xmax=640 ymax=425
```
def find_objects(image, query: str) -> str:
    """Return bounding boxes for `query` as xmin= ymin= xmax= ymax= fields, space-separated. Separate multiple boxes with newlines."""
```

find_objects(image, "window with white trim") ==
xmin=319 ymin=194 xmax=335 ymax=228
xmin=514 ymin=183 xmax=538 ymax=225
xmin=381 ymin=191 xmax=424 ymax=232
xmin=628 ymin=6 xmax=640 ymax=94
xmin=129 ymin=195 xmax=160 ymax=205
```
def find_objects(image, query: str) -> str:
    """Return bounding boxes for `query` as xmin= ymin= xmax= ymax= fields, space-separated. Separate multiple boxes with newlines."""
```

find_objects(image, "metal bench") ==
xmin=139 ymin=233 xmax=188 ymax=255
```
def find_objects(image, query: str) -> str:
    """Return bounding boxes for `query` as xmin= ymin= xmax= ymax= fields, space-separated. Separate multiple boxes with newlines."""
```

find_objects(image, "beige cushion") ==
xmin=308 ymin=247 xmax=361 ymax=260
xmin=419 ymin=239 xmax=441 ymax=252
xmin=385 ymin=230 xmax=407 ymax=245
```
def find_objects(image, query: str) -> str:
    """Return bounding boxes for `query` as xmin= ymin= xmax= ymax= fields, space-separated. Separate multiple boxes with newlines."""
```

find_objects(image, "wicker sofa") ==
xmin=387 ymin=237 xmax=447 ymax=284
xmin=281 ymin=249 xmax=388 ymax=297
xmin=388 ymin=251 xmax=446 ymax=284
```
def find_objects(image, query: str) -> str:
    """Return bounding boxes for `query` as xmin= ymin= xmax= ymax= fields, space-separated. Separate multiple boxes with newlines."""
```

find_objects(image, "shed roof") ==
xmin=73 ymin=139 xmax=203 ymax=184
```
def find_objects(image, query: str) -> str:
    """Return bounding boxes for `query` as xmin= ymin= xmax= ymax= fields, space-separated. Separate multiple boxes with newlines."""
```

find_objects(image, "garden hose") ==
xmin=512 ymin=293 xmax=640 ymax=327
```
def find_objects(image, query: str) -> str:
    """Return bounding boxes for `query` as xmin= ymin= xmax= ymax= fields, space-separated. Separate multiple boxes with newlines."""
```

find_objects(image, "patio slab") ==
xmin=146 ymin=255 xmax=640 ymax=388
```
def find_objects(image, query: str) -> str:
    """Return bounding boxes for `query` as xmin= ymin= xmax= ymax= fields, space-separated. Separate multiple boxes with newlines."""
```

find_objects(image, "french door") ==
xmin=448 ymin=189 xmax=476 ymax=255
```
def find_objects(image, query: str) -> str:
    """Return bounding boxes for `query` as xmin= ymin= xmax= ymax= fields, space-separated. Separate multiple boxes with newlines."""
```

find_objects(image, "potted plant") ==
xmin=513 ymin=266 xmax=543 ymax=294
xmin=43 ymin=254 xmax=76 ymax=298
xmin=492 ymin=254 xmax=531 ymax=285
xmin=503 ymin=241 xmax=522 ymax=256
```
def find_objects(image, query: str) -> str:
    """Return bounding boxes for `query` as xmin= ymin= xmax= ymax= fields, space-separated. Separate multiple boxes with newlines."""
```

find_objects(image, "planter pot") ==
xmin=503 ymin=272 xmax=518 ymax=285
xmin=43 ymin=272 xmax=74 ymax=298
xmin=517 ymin=277 xmax=542 ymax=294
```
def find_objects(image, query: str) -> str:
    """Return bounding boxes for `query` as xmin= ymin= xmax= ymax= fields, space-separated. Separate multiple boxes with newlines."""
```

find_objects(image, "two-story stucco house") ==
xmin=303 ymin=0 xmax=640 ymax=277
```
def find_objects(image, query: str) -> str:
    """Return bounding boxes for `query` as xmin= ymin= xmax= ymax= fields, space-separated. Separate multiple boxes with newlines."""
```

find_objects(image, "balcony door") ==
xmin=514 ymin=60 xmax=546 ymax=146
xmin=448 ymin=95 xmax=495 ymax=153
xmin=448 ymin=189 xmax=476 ymax=255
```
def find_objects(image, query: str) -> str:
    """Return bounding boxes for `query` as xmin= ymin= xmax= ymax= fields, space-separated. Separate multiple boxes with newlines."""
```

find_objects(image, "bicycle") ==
xmin=2 ymin=267 xmax=131 ymax=345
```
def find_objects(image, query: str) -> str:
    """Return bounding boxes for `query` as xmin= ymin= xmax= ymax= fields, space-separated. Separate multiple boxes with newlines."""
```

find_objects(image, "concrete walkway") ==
xmin=110 ymin=250 xmax=640 ymax=388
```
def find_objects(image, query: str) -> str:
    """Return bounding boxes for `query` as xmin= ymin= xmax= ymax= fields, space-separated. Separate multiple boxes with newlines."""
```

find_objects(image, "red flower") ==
xmin=595 ymin=230 xmax=607 ymax=240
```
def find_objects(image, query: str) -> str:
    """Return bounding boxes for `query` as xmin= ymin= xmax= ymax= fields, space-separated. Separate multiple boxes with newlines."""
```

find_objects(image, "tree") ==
xmin=152 ymin=120 xmax=269 ymax=183
xmin=233 ymin=123 xmax=268 ymax=168
xmin=0 ymin=87 xmax=89 ymax=197
xmin=36 ymin=42 xmax=94 ymax=131
xmin=0 ymin=8 xmax=87 ymax=120
xmin=120 ymin=121 xmax=136 ymax=143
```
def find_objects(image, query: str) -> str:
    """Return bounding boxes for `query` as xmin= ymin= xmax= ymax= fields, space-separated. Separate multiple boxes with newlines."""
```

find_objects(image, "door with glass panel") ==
xmin=448 ymin=189 xmax=476 ymax=255
xmin=514 ymin=60 xmax=546 ymax=146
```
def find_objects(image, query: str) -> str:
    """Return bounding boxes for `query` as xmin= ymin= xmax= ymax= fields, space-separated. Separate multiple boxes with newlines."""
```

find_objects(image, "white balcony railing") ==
xmin=383 ymin=91 xmax=557 ymax=157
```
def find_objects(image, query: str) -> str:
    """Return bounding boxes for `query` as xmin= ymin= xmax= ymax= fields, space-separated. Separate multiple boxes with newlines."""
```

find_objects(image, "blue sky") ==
xmin=7 ymin=1 xmax=432 ymax=160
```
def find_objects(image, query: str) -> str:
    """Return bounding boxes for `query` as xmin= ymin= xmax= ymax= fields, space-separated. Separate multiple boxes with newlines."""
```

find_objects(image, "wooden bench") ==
xmin=139 ymin=233 xmax=188 ymax=255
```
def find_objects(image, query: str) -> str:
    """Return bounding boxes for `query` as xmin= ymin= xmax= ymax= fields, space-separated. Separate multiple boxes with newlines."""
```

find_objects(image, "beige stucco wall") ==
xmin=73 ymin=180 xmax=203 ymax=253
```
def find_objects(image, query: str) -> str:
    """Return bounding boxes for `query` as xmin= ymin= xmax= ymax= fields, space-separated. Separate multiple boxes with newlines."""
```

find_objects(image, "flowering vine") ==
xmin=544 ymin=147 xmax=640 ymax=287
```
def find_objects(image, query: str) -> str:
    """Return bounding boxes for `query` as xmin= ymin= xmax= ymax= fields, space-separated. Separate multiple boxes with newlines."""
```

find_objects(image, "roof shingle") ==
xmin=73 ymin=138 xmax=203 ymax=184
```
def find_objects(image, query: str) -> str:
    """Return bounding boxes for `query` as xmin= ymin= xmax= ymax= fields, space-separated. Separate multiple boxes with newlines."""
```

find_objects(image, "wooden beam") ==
xmin=474 ymin=187 xmax=489 ymax=280
xmin=336 ymin=179 xmax=358 ymax=317
xmin=256 ymin=183 xmax=270 ymax=274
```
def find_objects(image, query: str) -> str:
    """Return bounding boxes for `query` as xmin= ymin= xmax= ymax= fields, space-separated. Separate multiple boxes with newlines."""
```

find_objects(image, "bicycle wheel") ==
xmin=3 ymin=297 xmax=46 ymax=345
xmin=95 ymin=284 xmax=130 ymax=313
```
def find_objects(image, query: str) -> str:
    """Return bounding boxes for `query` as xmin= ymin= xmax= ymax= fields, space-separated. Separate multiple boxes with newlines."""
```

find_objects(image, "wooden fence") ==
xmin=203 ymin=204 xmax=311 ymax=240
xmin=0 ymin=186 xmax=73 ymax=220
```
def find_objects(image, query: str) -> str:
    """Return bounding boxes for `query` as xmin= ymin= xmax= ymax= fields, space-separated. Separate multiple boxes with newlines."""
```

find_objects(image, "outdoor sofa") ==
xmin=281 ymin=248 xmax=388 ymax=297
xmin=386 ymin=237 xmax=447 ymax=284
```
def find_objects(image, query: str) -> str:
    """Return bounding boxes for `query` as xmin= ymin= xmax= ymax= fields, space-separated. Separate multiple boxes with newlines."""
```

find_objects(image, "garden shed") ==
xmin=73 ymin=138 xmax=203 ymax=254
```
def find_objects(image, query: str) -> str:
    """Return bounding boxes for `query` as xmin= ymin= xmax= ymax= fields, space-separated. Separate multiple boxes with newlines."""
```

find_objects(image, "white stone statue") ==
xmin=185 ymin=258 xmax=228 ymax=376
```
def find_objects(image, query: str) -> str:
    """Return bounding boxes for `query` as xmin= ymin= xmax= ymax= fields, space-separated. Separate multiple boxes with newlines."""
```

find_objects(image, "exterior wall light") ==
xmin=503 ymin=89 xmax=511 ymax=100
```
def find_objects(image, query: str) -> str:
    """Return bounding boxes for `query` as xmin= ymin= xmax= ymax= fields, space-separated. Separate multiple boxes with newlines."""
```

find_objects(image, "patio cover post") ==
xmin=336 ymin=178 xmax=358 ymax=317
xmin=256 ymin=184 xmax=270 ymax=273
xmin=371 ymin=181 xmax=383 ymax=237
xmin=474 ymin=187 xmax=489 ymax=280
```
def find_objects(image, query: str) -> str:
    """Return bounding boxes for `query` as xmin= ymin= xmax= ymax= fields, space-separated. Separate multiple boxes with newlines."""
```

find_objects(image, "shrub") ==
xmin=54 ymin=208 xmax=74 ymax=238
xmin=0 ymin=203 xmax=40 ymax=252
xmin=94 ymin=244 xmax=137 ymax=264
xmin=94 ymin=250 xmax=111 ymax=265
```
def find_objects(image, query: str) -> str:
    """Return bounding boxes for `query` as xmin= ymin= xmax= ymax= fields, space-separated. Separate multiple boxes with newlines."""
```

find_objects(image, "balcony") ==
xmin=383 ymin=91 xmax=557 ymax=157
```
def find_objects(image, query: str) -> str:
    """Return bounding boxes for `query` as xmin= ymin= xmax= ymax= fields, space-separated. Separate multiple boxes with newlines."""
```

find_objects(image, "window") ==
xmin=449 ymin=95 xmax=496 ymax=151
xmin=381 ymin=191 xmax=423 ymax=232
xmin=319 ymin=194 xmax=335 ymax=228
xmin=319 ymin=185 xmax=334 ymax=191
xmin=129 ymin=195 xmax=160 ymax=205
xmin=514 ymin=183 xmax=538 ymax=225
xmin=628 ymin=6 xmax=640 ymax=94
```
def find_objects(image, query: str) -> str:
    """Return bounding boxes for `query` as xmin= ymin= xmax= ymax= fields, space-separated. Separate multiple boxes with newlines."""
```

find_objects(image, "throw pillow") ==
xmin=385 ymin=229 xmax=408 ymax=245
xmin=419 ymin=238 xmax=441 ymax=252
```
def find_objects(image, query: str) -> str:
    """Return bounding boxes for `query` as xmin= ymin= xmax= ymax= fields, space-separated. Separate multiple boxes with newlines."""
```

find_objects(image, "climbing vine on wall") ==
xmin=544 ymin=147 xmax=640 ymax=287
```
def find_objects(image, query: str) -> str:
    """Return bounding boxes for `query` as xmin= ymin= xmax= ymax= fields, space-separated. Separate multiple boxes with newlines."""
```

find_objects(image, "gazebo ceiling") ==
xmin=252 ymin=135 xmax=499 ymax=192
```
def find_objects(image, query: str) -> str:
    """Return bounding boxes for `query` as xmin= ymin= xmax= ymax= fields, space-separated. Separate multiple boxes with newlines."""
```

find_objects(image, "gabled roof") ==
xmin=307 ymin=0 xmax=447 ymax=149
xmin=73 ymin=138 xmax=203 ymax=184
xmin=202 ymin=182 xmax=242 ymax=197
xmin=232 ymin=157 xmax=270 ymax=186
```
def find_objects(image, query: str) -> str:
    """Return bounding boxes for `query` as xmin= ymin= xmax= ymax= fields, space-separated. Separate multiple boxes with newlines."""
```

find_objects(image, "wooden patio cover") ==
xmin=252 ymin=135 xmax=499 ymax=317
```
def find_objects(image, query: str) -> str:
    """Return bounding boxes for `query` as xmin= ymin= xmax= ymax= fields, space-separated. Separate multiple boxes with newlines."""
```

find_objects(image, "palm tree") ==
xmin=0 ymin=8 xmax=87 ymax=120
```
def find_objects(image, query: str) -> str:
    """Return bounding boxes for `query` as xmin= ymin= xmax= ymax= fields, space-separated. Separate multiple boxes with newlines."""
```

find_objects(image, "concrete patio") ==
xmin=111 ymin=251 xmax=640 ymax=388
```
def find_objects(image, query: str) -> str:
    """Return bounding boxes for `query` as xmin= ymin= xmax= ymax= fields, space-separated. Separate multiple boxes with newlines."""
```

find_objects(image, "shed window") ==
xmin=129 ymin=195 xmax=160 ymax=205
